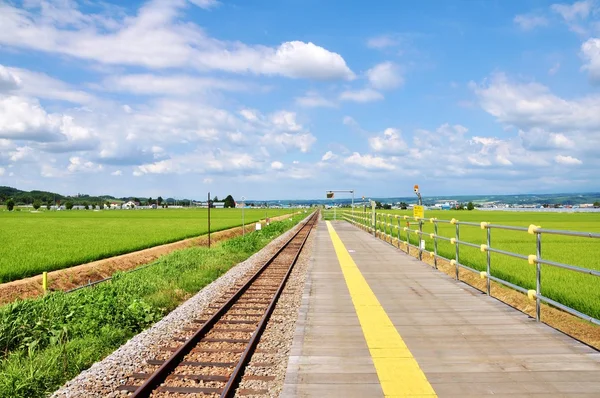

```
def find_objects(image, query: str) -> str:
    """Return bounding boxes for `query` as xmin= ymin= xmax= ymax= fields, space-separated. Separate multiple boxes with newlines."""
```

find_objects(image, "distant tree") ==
xmin=213 ymin=195 xmax=219 ymax=202
xmin=157 ymin=196 xmax=163 ymax=205
xmin=33 ymin=200 xmax=41 ymax=210
xmin=224 ymin=195 xmax=235 ymax=208
xmin=467 ymin=202 xmax=474 ymax=211
xmin=46 ymin=201 xmax=51 ymax=210
xmin=6 ymin=198 xmax=15 ymax=211
xmin=105 ymin=201 xmax=110 ymax=208
xmin=91 ymin=203 xmax=96 ymax=210
xmin=399 ymin=202 xmax=408 ymax=210
xmin=383 ymin=203 xmax=392 ymax=210
xmin=99 ymin=203 xmax=104 ymax=210
xmin=65 ymin=201 xmax=74 ymax=210
xmin=83 ymin=201 xmax=89 ymax=210
xmin=148 ymin=197 xmax=153 ymax=206
xmin=594 ymin=201 xmax=600 ymax=208
xmin=133 ymin=198 xmax=139 ymax=204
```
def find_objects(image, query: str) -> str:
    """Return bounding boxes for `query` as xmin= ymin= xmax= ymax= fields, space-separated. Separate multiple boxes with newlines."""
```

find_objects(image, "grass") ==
xmin=0 ymin=208 xmax=294 ymax=283
xmin=345 ymin=209 xmax=600 ymax=321
xmin=0 ymin=213 xmax=306 ymax=398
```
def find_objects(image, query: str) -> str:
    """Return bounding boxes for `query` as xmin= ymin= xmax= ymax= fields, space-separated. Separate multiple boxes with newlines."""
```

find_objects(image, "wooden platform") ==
xmin=282 ymin=221 xmax=600 ymax=397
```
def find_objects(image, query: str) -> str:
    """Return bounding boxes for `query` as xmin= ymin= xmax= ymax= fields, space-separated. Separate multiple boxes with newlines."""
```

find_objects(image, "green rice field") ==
xmin=338 ymin=209 xmax=600 ymax=321
xmin=0 ymin=208 xmax=296 ymax=283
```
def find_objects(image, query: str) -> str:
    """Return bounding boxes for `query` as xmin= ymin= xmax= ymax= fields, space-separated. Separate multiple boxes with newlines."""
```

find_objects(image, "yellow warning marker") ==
xmin=325 ymin=221 xmax=437 ymax=397
xmin=528 ymin=290 xmax=537 ymax=300
xmin=42 ymin=271 xmax=48 ymax=294
xmin=528 ymin=224 xmax=541 ymax=234
xmin=528 ymin=255 xmax=538 ymax=265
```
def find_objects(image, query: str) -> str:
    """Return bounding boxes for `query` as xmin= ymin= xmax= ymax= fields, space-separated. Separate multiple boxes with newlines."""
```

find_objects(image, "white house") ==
xmin=122 ymin=201 xmax=137 ymax=209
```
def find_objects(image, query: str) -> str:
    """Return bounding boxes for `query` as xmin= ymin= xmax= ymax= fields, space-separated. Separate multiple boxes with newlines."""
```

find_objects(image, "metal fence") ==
xmin=341 ymin=210 xmax=600 ymax=326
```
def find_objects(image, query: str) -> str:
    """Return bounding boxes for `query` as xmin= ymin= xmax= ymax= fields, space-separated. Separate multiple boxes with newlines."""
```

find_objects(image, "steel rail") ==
xmin=130 ymin=211 xmax=318 ymax=398
xmin=220 ymin=211 xmax=317 ymax=397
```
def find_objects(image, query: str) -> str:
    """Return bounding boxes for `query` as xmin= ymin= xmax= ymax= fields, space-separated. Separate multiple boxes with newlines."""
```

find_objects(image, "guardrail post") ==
xmin=486 ymin=227 xmax=491 ymax=296
xmin=455 ymin=223 xmax=460 ymax=280
xmin=536 ymin=232 xmax=542 ymax=322
xmin=418 ymin=219 xmax=423 ymax=260
xmin=396 ymin=216 xmax=401 ymax=248
xmin=406 ymin=222 xmax=410 ymax=254
xmin=433 ymin=221 xmax=438 ymax=269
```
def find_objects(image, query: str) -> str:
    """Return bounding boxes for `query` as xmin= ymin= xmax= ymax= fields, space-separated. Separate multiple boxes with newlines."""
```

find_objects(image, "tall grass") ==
xmin=0 ymin=208 xmax=294 ymax=283
xmin=0 ymin=214 xmax=305 ymax=398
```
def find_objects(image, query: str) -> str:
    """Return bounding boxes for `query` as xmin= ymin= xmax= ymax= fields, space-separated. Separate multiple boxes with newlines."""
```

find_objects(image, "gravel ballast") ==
xmin=235 ymin=218 xmax=316 ymax=397
xmin=52 ymin=214 xmax=315 ymax=398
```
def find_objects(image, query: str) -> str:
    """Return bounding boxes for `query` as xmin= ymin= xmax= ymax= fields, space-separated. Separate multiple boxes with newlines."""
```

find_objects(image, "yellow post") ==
xmin=42 ymin=272 xmax=48 ymax=293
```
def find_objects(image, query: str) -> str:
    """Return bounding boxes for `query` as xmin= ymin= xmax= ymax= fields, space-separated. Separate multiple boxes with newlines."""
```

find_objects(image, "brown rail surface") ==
xmin=120 ymin=211 xmax=318 ymax=397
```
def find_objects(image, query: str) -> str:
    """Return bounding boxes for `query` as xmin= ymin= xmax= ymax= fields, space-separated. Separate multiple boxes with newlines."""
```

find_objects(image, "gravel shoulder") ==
xmin=51 ymin=213 xmax=313 ymax=398
xmin=236 ymin=218 xmax=316 ymax=397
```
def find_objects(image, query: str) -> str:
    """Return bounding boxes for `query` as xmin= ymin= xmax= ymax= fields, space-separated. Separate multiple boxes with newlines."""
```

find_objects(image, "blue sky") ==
xmin=0 ymin=0 xmax=599 ymax=200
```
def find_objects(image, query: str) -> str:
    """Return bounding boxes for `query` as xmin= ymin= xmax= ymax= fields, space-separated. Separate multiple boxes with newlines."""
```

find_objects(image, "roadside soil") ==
xmin=368 ymin=228 xmax=600 ymax=350
xmin=0 ymin=214 xmax=297 ymax=306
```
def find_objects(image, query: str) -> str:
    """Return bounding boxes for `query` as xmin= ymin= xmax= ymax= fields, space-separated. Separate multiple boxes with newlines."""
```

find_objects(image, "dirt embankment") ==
xmin=365 ymin=227 xmax=600 ymax=350
xmin=0 ymin=214 xmax=296 ymax=306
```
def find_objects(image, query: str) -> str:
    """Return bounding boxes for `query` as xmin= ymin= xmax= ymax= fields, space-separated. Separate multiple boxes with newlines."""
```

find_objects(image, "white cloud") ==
xmin=551 ymin=0 xmax=593 ymax=21
xmin=67 ymin=156 xmax=103 ymax=173
xmin=261 ymin=132 xmax=316 ymax=153
xmin=366 ymin=62 xmax=403 ymax=90
xmin=188 ymin=0 xmax=220 ymax=9
xmin=0 ymin=96 xmax=89 ymax=142
xmin=339 ymin=88 xmax=383 ymax=103
xmin=548 ymin=62 xmax=561 ymax=75
xmin=369 ymin=128 xmax=407 ymax=154
xmin=135 ymin=149 xmax=262 ymax=175
xmin=367 ymin=34 xmax=398 ymax=49
xmin=581 ymin=38 xmax=600 ymax=83
xmin=239 ymin=109 xmax=259 ymax=122
xmin=342 ymin=116 xmax=358 ymax=126
xmin=203 ymin=177 xmax=213 ymax=183
xmin=111 ymin=170 xmax=122 ymax=176
xmin=0 ymin=167 xmax=4 ymax=176
xmin=295 ymin=91 xmax=336 ymax=108
xmin=551 ymin=0 xmax=594 ymax=34
xmin=4 ymin=65 xmax=93 ymax=103
xmin=0 ymin=65 xmax=22 ymax=92
xmin=519 ymin=128 xmax=576 ymax=150
xmin=0 ymin=2 xmax=355 ymax=81
xmin=472 ymin=73 xmax=600 ymax=132
xmin=9 ymin=146 xmax=35 ymax=162
xmin=513 ymin=14 xmax=549 ymax=30
xmin=344 ymin=152 xmax=395 ymax=170
xmin=269 ymin=111 xmax=302 ymax=132
xmin=321 ymin=150 xmax=337 ymax=161
xmin=271 ymin=161 xmax=284 ymax=170
xmin=555 ymin=154 xmax=583 ymax=165
xmin=102 ymin=74 xmax=253 ymax=96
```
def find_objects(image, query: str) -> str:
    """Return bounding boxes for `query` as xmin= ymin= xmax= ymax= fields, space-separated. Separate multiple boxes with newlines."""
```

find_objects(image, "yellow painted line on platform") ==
xmin=325 ymin=221 xmax=437 ymax=397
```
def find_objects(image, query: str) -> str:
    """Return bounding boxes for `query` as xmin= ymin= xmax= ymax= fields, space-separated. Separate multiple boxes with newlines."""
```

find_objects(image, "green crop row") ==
xmin=0 ymin=208 xmax=295 ymax=283
xmin=344 ymin=209 xmax=600 ymax=321
xmin=0 ymin=214 xmax=306 ymax=398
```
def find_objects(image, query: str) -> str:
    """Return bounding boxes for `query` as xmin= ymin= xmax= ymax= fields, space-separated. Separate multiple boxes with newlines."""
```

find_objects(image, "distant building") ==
xmin=122 ymin=201 xmax=137 ymax=209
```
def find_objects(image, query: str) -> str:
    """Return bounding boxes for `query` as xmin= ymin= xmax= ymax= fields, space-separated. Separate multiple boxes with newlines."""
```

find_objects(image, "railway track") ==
xmin=119 ymin=211 xmax=318 ymax=397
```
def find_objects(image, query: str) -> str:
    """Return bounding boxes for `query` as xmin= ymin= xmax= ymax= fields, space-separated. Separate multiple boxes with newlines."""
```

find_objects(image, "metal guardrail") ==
xmin=341 ymin=211 xmax=600 ymax=326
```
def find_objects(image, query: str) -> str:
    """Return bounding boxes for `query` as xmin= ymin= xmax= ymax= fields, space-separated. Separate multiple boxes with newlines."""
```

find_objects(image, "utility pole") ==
xmin=208 ymin=192 xmax=211 ymax=248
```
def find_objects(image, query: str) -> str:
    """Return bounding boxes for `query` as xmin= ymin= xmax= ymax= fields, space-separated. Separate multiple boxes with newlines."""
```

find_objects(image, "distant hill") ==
xmin=0 ymin=186 xmax=118 ymax=206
